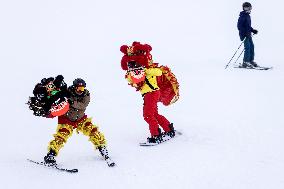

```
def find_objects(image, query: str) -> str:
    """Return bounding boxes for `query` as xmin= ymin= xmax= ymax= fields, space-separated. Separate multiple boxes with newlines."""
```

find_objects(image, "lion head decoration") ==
xmin=120 ymin=41 xmax=156 ymax=88
xmin=27 ymin=75 xmax=70 ymax=117
xmin=120 ymin=41 xmax=154 ymax=70
xmin=120 ymin=41 xmax=180 ymax=106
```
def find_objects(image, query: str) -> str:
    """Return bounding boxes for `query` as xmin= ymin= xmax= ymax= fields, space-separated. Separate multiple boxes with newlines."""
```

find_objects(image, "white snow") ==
xmin=0 ymin=0 xmax=284 ymax=189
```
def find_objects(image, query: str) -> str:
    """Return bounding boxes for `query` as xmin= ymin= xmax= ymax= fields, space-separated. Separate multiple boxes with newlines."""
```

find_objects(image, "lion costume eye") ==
xmin=127 ymin=61 xmax=142 ymax=69
xmin=46 ymin=82 xmax=56 ymax=92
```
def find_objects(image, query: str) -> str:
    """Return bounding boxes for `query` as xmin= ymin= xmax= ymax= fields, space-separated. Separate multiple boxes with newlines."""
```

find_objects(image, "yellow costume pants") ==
xmin=48 ymin=117 xmax=106 ymax=155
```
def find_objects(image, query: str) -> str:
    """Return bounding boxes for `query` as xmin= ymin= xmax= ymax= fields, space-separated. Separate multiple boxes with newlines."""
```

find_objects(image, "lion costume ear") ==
xmin=54 ymin=75 xmax=67 ymax=89
xmin=120 ymin=45 xmax=129 ymax=54
xmin=133 ymin=43 xmax=152 ymax=54
xmin=33 ymin=83 xmax=47 ymax=97
xmin=143 ymin=44 xmax=152 ymax=52
xmin=132 ymin=41 xmax=141 ymax=46
xmin=41 ymin=77 xmax=54 ymax=85
xmin=120 ymin=56 xmax=129 ymax=70
xmin=120 ymin=42 xmax=154 ymax=70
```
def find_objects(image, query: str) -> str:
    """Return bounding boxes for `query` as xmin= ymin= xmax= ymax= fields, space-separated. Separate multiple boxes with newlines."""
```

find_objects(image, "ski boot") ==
xmin=147 ymin=135 xmax=163 ymax=144
xmin=161 ymin=123 xmax=176 ymax=139
xmin=250 ymin=61 xmax=258 ymax=67
xmin=98 ymin=146 xmax=115 ymax=167
xmin=242 ymin=62 xmax=253 ymax=68
xmin=44 ymin=149 xmax=56 ymax=165
xmin=167 ymin=123 xmax=176 ymax=138
xmin=147 ymin=128 xmax=163 ymax=144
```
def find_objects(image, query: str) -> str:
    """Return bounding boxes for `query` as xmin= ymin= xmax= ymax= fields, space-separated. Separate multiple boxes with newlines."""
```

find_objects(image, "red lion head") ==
xmin=120 ymin=41 xmax=153 ymax=70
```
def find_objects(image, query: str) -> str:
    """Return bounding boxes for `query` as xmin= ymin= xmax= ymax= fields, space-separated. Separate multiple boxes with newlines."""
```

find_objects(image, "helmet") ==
xmin=242 ymin=2 xmax=252 ymax=9
xmin=73 ymin=78 xmax=86 ymax=87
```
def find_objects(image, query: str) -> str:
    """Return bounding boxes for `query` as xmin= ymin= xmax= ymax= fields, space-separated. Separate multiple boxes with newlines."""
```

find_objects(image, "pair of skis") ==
xmin=27 ymin=159 xmax=78 ymax=173
xmin=234 ymin=65 xmax=273 ymax=70
xmin=225 ymin=36 xmax=273 ymax=70
xmin=27 ymin=157 xmax=115 ymax=173
xmin=28 ymin=132 xmax=182 ymax=172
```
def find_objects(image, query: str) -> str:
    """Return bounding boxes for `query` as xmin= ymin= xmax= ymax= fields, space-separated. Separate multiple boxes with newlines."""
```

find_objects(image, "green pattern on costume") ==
xmin=47 ymin=90 xmax=60 ymax=99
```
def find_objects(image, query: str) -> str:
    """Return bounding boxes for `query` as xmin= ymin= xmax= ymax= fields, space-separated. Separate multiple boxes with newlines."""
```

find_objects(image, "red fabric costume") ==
xmin=121 ymin=42 xmax=179 ymax=137
xmin=143 ymin=90 xmax=171 ymax=136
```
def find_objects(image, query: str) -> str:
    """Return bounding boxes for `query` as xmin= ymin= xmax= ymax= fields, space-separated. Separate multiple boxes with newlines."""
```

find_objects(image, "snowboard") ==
xmin=139 ymin=131 xmax=182 ymax=146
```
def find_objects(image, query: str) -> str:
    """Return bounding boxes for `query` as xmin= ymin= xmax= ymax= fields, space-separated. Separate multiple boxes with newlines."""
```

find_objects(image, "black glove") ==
xmin=252 ymin=29 xmax=258 ymax=35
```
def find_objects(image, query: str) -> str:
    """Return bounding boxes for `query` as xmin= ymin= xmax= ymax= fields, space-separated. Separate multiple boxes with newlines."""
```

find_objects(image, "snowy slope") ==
xmin=0 ymin=0 xmax=284 ymax=189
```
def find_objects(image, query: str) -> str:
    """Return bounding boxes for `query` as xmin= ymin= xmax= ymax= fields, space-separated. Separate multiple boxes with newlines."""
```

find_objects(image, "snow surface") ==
xmin=0 ymin=0 xmax=284 ymax=189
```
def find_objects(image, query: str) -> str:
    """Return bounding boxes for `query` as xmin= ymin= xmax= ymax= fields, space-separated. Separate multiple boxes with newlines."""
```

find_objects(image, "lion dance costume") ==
xmin=28 ymin=76 xmax=115 ymax=167
xmin=120 ymin=42 xmax=180 ymax=143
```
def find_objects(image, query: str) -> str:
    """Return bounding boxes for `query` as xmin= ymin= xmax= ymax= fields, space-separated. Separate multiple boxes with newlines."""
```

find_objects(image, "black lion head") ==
xmin=27 ymin=75 xmax=70 ymax=117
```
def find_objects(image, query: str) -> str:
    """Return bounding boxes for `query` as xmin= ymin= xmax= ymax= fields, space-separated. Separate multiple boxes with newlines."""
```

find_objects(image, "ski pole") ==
xmin=231 ymin=34 xmax=256 ymax=67
xmin=225 ymin=37 xmax=246 ymax=69
xmin=233 ymin=48 xmax=245 ymax=66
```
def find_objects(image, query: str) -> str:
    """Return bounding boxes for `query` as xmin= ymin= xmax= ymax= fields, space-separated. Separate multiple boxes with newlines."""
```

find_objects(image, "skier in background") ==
xmin=237 ymin=2 xmax=258 ymax=68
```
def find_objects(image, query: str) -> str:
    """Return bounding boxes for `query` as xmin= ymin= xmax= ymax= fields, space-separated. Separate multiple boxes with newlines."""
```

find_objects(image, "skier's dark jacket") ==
xmin=237 ymin=11 xmax=254 ymax=40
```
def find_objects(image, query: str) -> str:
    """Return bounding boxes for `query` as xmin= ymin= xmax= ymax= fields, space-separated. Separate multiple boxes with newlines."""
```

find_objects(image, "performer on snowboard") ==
xmin=120 ymin=42 xmax=179 ymax=144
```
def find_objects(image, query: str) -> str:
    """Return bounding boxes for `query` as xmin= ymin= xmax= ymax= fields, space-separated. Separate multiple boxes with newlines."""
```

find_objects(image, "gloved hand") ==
xmin=252 ymin=29 xmax=258 ymax=35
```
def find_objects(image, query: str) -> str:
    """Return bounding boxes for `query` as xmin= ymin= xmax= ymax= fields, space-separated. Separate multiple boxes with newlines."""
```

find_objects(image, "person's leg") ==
xmin=48 ymin=124 xmax=74 ymax=155
xmin=155 ymin=112 xmax=171 ymax=133
xmin=45 ymin=124 xmax=74 ymax=164
xmin=77 ymin=117 xmax=106 ymax=149
xmin=250 ymin=37 xmax=255 ymax=62
xmin=77 ymin=118 xmax=114 ymax=166
xmin=143 ymin=91 xmax=161 ymax=137
xmin=243 ymin=37 xmax=252 ymax=63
